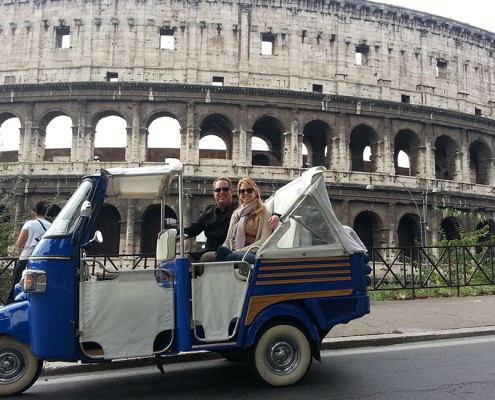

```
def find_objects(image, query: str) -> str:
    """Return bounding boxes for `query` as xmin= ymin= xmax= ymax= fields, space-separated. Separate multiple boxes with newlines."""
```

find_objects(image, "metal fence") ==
xmin=370 ymin=244 xmax=495 ymax=298
xmin=2 ymin=244 xmax=495 ymax=304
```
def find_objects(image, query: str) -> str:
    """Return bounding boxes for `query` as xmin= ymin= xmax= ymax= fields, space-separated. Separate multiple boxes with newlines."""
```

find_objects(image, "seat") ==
xmin=156 ymin=229 xmax=177 ymax=263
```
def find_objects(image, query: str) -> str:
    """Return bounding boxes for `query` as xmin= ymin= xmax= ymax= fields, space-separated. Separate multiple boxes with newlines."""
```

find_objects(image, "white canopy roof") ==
xmin=102 ymin=159 xmax=183 ymax=199
xmin=260 ymin=167 xmax=366 ymax=258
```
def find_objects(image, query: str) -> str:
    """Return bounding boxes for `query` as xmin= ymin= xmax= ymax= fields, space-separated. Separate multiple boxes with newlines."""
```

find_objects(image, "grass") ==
xmin=369 ymin=285 xmax=495 ymax=301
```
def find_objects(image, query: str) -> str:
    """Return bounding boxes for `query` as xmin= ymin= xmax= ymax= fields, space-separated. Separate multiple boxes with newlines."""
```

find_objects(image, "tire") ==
xmin=0 ymin=336 xmax=43 ymax=397
xmin=249 ymin=324 xmax=312 ymax=387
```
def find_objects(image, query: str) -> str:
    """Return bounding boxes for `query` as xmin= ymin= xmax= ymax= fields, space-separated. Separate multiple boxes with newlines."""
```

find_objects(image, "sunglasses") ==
xmin=239 ymin=188 xmax=255 ymax=194
xmin=214 ymin=187 xmax=231 ymax=193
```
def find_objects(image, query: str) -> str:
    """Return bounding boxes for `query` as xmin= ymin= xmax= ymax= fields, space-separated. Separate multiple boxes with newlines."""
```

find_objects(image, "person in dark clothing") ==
xmin=184 ymin=177 xmax=238 ymax=262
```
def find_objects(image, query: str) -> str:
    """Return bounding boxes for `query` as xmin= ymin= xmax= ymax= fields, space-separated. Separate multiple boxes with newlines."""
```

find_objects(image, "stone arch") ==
xmin=440 ymin=216 xmax=462 ymax=241
xmin=302 ymin=120 xmax=332 ymax=168
xmin=397 ymin=213 xmax=421 ymax=248
xmin=0 ymin=113 xmax=21 ymax=162
xmin=199 ymin=113 xmax=234 ymax=160
xmin=141 ymin=204 xmax=178 ymax=254
xmin=146 ymin=114 xmax=182 ymax=162
xmin=352 ymin=210 xmax=384 ymax=259
xmin=349 ymin=124 xmax=379 ymax=172
xmin=252 ymin=116 xmax=285 ymax=166
xmin=434 ymin=135 xmax=458 ymax=180
xmin=469 ymin=139 xmax=492 ymax=185
xmin=41 ymin=114 xmax=74 ymax=162
xmin=93 ymin=111 xmax=128 ymax=162
xmin=89 ymin=204 xmax=121 ymax=255
xmin=394 ymin=129 xmax=421 ymax=176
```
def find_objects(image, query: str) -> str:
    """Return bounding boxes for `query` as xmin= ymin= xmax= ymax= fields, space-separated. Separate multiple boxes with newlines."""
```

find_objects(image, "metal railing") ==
xmin=2 ymin=244 xmax=495 ymax=304
xmin=370 ymin=244 xmax=495 ymax=298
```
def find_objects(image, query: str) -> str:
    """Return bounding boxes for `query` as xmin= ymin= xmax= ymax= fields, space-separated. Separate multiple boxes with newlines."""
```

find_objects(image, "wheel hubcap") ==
xmin=267 ymin=339 xmax=300 ymax=375
xmin=0 ymin=349 xmax=25 ymax=384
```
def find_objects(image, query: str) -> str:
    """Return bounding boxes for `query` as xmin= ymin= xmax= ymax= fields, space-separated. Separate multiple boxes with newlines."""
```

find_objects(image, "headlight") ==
xmin=22 ymin=270 xmax=47 ymax=293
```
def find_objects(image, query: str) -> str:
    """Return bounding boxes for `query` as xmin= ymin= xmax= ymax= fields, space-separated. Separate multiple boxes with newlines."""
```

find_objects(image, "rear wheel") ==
xmin=0 ymin=336 xmax=43 ymax=396
xmin=249 ymin=324 xmax=312 ymax=387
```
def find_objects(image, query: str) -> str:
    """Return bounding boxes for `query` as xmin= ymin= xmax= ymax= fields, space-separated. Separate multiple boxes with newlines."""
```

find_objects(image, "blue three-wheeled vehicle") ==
xmin=0 ymin=161 xmax=371 ymax=396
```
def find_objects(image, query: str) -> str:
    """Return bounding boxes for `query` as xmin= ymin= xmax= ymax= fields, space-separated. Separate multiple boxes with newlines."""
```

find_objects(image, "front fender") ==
xmin=0 ymin=300 xmax=30 ymax=344
xmin=242 ymin=302 xmax=320 ymax=349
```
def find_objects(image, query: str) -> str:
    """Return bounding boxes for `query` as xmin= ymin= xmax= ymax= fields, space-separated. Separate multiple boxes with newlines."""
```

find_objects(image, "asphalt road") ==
xmin=14 ymin=335 xmax=495 ymax=400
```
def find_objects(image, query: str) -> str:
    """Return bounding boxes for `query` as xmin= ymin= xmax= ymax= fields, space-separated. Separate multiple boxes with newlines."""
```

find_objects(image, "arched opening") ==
xmin=440 ymin=217 xmax=461 ymax=241
xmin=350 ymin=125 xmax=378 ymax=172
xmin=353 ymin=211 xmax=383 ymax=260
xmin=147 ymin=116 xmax=181 ymax=162
xmin=94 ymin=115 xmax=127 ymax=162
xmin=0 ymin=116 xmax=21 ymax=162
xmin=394 ymin=129 xmax=420 ymax=176
xmin=199 ymin=114 xmax=232 ymax=160
xmin=44 ymin=115 xmax=73 ymax=162
xmin=89 ymin=204 xmax=121 ymax=255
xmin=302 ymin=120 xmax=330 ymax=168
xmin=469 ymin=140 xmax=492 ymax=185
xmin=252 ymin=117 xmax=284 ymax=166
xmin=141 ymin=204 xmax=178 ymax=254
xmin=435 ymin=135 xmax=458 ymax=181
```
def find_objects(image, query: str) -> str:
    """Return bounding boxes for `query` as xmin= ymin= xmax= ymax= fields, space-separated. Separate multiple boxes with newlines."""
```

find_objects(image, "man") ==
xmin=182 ymin=177 xmax=238 ymax=262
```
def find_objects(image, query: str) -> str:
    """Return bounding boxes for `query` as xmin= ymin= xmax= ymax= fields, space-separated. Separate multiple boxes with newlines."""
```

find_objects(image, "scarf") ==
xmin=232 ymin=200 xmax=257 ymax=250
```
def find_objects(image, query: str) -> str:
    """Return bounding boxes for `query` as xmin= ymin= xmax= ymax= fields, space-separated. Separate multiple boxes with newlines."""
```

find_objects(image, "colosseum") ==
xmin=1 ymin=0 xmax=495 ymax=255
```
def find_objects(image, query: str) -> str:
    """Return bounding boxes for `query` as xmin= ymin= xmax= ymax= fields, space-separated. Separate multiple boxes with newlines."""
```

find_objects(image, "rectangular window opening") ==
xmin=160 ymin=28 xmax=175 ymax=50
xmin=475 ymin=108 xmax=482 ymax=116
xmin=401 ymin=94 xmax=410 ymax=103
xmin=312 ymin=84 xmax=323 ymax=93
xmin=261 ymin=33 xmax=275 ymax=55
xmin=436 ymin=58 xmax=448 ymax=78
xmin=56 ymin=26 xmax=71 ymax=49
xmin=106 ymin=72 xmax=119 ymax=82
xmin=355 ymin=45 xmax=369 ymax=65
xmin=212 ymin=76 xmax=224 ymax=86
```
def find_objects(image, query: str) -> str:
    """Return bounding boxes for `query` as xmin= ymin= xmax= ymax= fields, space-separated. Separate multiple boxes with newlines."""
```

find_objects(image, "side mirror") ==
xmin=80 ymin=200 xmax=92 ymax=218
xmin=81 ymin=230 xmax=103 ymax=250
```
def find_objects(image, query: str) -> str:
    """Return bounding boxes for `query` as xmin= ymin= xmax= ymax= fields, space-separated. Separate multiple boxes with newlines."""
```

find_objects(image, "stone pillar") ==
xmin=422 ymin=124 xmax=435 ymax=179
xmin=125 ymin=199 xmax=135 ymax=253
xmin=382 ymin=118 xmax=394 ymax=174
xmin=238 ymin=3 xmax=252 ymax=86
xmin=128 ymin=101 xmax=142 ymax=163
xmin=182 ymin=102 xmax=199 ymax=164
xmin=236 ymin=104 xmax=250 ymax=166
xmin=19 ymin=102 xmax=34 ymax=163
xmin=283 ymin=109 xmax=301 ymax=168
xmin=334 ymin=113 xmax=349 ymax=171
xmin=73 ymin=100 xmax=88 ymax=162
xmin=458 ymin=132 xmax=470 ymax=182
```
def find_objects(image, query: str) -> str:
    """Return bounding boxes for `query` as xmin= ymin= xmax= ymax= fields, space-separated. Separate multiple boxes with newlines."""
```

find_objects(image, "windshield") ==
xmin=45 ymin=180 xmax=94 ymax=236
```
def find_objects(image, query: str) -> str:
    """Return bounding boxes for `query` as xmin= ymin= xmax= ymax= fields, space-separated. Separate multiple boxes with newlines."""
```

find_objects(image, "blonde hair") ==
xmin=237 ymin=178 xmax=265 ymax=220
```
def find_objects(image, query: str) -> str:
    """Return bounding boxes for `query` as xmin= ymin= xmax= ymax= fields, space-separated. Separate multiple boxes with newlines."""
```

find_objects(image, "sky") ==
xmin=370 ymin=0 xmax=494 ymax=34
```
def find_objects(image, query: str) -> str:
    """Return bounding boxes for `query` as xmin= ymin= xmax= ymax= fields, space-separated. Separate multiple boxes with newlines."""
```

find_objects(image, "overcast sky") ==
xmin=371 ymin=0 xmax=494 ymax=33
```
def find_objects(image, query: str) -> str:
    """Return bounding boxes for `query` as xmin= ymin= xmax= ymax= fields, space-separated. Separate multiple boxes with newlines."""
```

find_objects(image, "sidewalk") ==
xmin=43 ymin=295 xmax=495 ymax=376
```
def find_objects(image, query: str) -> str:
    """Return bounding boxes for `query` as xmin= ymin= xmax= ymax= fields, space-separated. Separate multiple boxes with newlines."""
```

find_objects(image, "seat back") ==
xmin=156 ymin=229 xmax=177 ymax=263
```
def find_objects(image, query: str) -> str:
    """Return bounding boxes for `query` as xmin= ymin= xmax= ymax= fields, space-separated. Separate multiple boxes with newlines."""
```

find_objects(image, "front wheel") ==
xmin=0 ymin=336 xmax=43 ymax=397
xmin=249 ymin=324 xmax=312 ymax=387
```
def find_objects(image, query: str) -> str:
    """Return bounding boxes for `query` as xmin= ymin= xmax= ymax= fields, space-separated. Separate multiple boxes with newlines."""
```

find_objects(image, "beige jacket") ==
xmin=223 ymin=207 xmax=272 ymax=253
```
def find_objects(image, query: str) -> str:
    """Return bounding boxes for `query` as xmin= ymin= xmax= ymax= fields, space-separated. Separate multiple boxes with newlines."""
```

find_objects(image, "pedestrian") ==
xmin=6 ymin=200 xmax=51 ymax=304
xmin=214 ymin=178 xmax=272 ymax=264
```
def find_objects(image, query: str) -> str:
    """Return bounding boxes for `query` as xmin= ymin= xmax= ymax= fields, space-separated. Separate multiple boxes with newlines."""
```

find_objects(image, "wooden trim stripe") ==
xmin=254 ymin=257 xmax=352 ymax=286
xmin=245 ymin=289 xmax=353 ymax=325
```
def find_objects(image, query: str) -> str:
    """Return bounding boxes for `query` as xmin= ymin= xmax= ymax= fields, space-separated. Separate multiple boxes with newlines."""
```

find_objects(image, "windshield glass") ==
xmin=45 ymin=180 xmax=94 ymax=236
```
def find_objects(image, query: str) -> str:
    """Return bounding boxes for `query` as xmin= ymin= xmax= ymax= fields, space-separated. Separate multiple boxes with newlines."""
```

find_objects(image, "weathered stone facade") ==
xmin=1 ymin=0 xmax=495 ymax=255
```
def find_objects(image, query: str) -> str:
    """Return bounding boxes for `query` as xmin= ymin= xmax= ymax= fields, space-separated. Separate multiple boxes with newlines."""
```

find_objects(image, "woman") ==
xmin=214 ymin=178 xmax=272 ymax=264
xmin=6 ymin=200 xmax=51 ymax=304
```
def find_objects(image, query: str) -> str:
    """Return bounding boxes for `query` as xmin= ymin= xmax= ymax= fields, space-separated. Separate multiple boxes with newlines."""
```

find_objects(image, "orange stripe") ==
xmin=260 ymin=256 xmax=350 ymax=264
xmin=258 ymin=269 xmax=350 ymax=278
xmin=259 ymin=263 xmax=350 ymax=271
xmin=245 ymin=289 xmax=353 ymax=325
xmin=256 ymin=276 xmax=352 ymax=285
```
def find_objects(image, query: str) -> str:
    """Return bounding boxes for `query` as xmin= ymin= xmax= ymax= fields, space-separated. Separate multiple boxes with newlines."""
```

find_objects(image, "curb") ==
xmin=42 ymin=326 xmax=495 ymax=377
